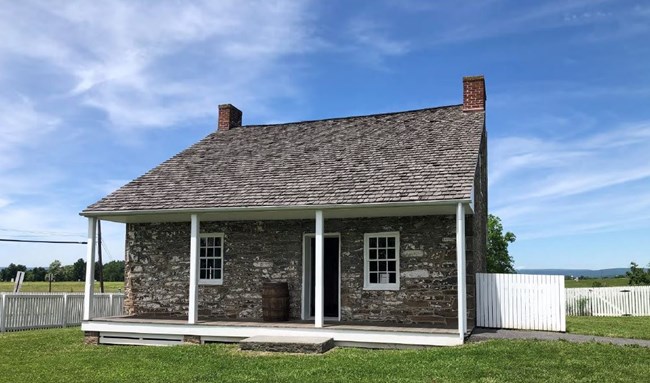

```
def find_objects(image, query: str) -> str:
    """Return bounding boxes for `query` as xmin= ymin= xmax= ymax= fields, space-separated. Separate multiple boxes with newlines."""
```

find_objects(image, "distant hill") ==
xmin=517 ymin=268 xmax=629 ymax=278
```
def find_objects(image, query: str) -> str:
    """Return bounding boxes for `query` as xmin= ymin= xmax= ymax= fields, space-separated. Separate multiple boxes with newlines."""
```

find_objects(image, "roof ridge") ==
xmin=242 ymin=103 xmax=464 ymax=129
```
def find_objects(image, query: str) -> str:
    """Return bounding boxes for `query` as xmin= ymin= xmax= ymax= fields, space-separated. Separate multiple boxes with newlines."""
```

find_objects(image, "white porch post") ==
xmin=188 ymin=214 xmax=200 ymax=324
xmin=83 ymin=217 xmax=97 ymax=321
xmin=314 ymin=210 xmax=324 ymax=328
xmin=456 ymin=203 xmax=467 ymax=340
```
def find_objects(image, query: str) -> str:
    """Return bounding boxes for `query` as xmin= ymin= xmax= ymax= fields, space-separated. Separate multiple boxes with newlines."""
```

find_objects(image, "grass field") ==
xmin=565 ymin=277 xmax=629 ymax=288
xmin=567 ymin=316 xmax=650 ymax=340
xmin=0 ymin=281 xmax=124 ymax=293
xmin=1 ymin=328 xmax=649 ymax=382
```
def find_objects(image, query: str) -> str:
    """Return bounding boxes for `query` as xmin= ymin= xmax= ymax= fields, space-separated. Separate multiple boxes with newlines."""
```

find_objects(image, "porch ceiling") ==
xmin=86 ymin=201 xmax=472 ymax=223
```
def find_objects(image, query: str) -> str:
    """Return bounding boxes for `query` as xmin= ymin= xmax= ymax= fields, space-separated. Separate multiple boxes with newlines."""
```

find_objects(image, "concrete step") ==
xmin=240 ymin=335 xmax=335 ymax=353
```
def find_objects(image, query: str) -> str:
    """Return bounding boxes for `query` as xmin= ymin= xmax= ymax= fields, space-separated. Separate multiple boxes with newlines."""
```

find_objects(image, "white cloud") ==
xmin=0 ymin=96 xmax=59 ymax=170
xmin=491 ymin=119 xmax=650 ymax=240
xmin=345 ymin=17 xmax=410 ymax=67
xmin=0 ymin=0 xmax=318 ymax=129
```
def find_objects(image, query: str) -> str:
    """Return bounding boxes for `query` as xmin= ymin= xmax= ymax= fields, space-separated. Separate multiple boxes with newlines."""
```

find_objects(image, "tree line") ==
xmin=0 ymin=259 xmax=124 ymax=282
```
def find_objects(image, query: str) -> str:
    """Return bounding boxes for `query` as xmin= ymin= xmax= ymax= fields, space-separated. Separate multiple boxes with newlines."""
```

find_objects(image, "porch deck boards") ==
xmin=94 ymin=314 xmax=460 ymax=335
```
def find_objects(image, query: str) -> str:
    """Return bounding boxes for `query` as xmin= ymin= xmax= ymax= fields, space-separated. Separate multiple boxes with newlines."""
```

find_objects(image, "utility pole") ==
xmin=97 ymin=219 xmax=105 ymax=293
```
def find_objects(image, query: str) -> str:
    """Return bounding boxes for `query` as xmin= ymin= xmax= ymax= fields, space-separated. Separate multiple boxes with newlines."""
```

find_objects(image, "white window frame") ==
xmin=363 ymin=232 xmax=400 ymax=291
xmin=198 ymin=232 xmax=224 ymax=285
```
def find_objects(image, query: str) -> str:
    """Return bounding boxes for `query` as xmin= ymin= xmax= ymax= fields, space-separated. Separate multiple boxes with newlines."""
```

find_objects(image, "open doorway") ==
xmin=302 ymin=234 xmax=340 ymax=320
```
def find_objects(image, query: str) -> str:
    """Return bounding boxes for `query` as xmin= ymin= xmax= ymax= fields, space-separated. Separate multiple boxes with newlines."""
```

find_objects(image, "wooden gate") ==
xmin=476 ymin=273 xmax=566 ymax=332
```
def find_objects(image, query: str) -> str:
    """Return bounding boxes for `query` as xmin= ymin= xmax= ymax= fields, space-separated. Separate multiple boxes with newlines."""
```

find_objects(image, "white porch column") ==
xmin=188 ymin=214 xmax=200 ymax=324
xmin=456 ymin=203 xmax=467 ymax=340
xmin=83 ymin=217 xmax=97 ymax=321
xmin=314 ymin=210 xmax=324 ymax=328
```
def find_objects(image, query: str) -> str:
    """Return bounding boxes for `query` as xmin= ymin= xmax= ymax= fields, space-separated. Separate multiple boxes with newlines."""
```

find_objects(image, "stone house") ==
xmin=80 ymin=75 xmax=488 ymax=347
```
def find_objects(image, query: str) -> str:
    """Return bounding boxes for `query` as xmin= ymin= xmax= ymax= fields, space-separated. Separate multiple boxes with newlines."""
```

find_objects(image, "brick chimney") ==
xmin=218 ymin=104 xmax=243 ymax=131
xmin=463 ymin=75 xmax=486 ymax=112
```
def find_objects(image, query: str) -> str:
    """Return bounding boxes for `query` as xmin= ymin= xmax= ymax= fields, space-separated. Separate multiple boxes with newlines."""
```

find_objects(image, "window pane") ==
xmin=370 ymin=261 xmax=377 ymax=271
xmin=388 ymin=261 xmax=396 ymax=271
xmin=378 ymin=249 xmax=386 ymax=259
xmin=200 ymin=259 xmax=206 ymax=268
xmin=387 ymin=248 xmax=396 ymax=260
xmin=207 ymin=259 xmax=214 ymax=269
xmin=369 ymin=249 xmax=377 ymax=259
xmin=387 ymin=237 xmax=395 ymax=247
xmin=369 ymin=237 xmax=377 ymax=248
xmin=215 ymin=237 xmax=221 ymax=246
xmin=369 ymin=273 xmax=378 ymax=283
xmin=206 ymin=248 xmax=213 ymax=258
xmin=200 ymin=248 xmax=206 ymax=257
xmin=215 ymin=270 xmax=221 ymax=279
xmin=200 ymin=238 xmax=206 ymax=246
xmin=389 ymin=273 xmax=396 ymax=284
xmin=200 ymin=270 xmax=206 ymax=279
xmin=378 ymin=237 xmax=386 ymax=247
xmin=379 ymin=261 xmax=387 ymax=271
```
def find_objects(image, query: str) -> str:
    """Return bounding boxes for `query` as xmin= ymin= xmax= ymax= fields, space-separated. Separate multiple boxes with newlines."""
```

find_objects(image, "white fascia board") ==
xmin=80 ymin=199 xmax=472 ymax=218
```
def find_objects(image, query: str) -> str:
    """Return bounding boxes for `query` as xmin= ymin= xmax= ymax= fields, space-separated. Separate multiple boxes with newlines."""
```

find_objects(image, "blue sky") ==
xmin=1 ymin=0 xmax=649 ymax=269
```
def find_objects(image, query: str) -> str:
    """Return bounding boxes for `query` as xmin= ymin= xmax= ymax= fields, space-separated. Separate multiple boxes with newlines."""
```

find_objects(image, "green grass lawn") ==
xmin=567 ymin=316 xmax=650 ymax=340
xmin=0 ymin=281 xmax=124 ymax=293
xmin=1 ymin=328 xmax=649 ymax=382
xmin=565 ymin=277 xmax=629 ymax=288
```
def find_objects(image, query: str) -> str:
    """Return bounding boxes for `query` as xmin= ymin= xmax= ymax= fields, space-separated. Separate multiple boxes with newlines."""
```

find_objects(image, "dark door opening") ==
xmin=309 ymin=237 xmax=339 ymax=318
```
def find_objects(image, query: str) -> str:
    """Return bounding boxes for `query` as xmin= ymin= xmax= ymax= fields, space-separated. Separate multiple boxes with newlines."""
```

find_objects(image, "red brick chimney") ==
xmin=463 ymin=76 xmax=486 ymax=112
xmin=218 ymin=104 xmax=242 ymax=131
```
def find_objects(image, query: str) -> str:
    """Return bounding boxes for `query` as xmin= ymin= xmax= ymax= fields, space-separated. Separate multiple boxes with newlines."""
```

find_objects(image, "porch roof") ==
xmin=85 ymin=200 xmax=472 ymax=223
xmin=82 ymin=104 xmax=484 ymax=219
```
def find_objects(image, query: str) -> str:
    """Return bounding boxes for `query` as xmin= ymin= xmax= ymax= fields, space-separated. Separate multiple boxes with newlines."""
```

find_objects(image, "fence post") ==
xmin=0 ymin=294 xmax=5 ymax=333
xmin=109 ymin=293 xmax=114 ymax=316
xmin=61 ymin=293 xmax=68 ymax=328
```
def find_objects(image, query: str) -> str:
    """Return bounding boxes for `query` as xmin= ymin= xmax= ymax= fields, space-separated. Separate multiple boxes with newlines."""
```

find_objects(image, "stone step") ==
xmin=240 ymin=335 xmax=335 ymax=353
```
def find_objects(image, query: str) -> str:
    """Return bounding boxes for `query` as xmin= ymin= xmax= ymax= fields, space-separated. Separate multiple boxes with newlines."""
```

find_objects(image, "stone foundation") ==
xmin=183 ymin=335 xmax=201 ymax=345
xmin=84 ymin=331 xmax=99 ymax=345
xmin=125 ymin=215 xmax=483 ymax=327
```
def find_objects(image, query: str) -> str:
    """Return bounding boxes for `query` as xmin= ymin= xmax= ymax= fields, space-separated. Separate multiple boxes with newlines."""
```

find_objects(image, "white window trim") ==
xmin=198 ymin=232 xmax=224 ymax=286
xmin=363 ymin=231 xmax=400 ymax=291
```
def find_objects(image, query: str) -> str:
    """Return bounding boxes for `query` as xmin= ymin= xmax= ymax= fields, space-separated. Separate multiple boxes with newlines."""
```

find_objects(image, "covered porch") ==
xmin=81 ymin=201 xmax=472 ymax=347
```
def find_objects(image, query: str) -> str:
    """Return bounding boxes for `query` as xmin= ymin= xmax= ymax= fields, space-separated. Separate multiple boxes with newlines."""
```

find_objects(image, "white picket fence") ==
xmin=0 ymin=293 xmax=124 ymax=332
xmin=566 ymin=286 xmax=650 ymax=316
xmin=476 ymin=273 xmax=566 ymax=332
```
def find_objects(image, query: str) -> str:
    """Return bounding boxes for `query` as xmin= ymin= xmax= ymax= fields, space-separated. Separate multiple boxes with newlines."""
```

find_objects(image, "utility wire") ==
xmin=0 ymin=228 xmax=85 ymax=237
xmin=0 ymin=238 xmax=87 ymax=244
xmin=101 ymin=240 xmax=114 ymax=262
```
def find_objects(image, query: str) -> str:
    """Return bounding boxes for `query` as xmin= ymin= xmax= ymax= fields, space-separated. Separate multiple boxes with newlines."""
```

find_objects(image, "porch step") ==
xmin=240 ymin=335 xmax=335 ymax=354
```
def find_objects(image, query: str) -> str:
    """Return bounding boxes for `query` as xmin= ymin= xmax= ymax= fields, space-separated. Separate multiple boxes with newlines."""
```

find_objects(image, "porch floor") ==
xmin=94 ymin=314 xmax=462 ymax=335
xmin=85 ymin=314 xmax=469 ymax=347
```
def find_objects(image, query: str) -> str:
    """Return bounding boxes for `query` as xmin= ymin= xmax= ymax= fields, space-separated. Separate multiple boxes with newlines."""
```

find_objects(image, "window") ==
xmin=199 ymin=233 xmax=224 ymax=285
xmin=364 ymin=232 xmax=399 ymax=290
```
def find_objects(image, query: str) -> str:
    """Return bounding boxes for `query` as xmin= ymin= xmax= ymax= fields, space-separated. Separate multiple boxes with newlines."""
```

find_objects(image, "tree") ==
xmin=72 ymin=258 xmax=86 ymax=281
xmin=26 ymin=267 xmax=47 ymax=282
xmin=1 ymin=263 xmax=27 ymax=281
xmin=103 ymin=261 xmax=125 ymax=282
xmin=48 ymin=260 xmax=62 ymax=281
xmin=487 ymin=214 xmax=516 ymax=273
xmin=627 ymin=262 xmax=650 ymax=285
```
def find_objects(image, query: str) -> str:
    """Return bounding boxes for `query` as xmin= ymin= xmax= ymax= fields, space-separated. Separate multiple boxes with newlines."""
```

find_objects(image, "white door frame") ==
xmin=301 ymin=233 xmax=341 ymax=321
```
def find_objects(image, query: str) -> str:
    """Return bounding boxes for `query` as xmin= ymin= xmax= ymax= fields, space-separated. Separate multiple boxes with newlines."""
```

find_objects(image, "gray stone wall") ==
xmin=465 ymin=126 xmax=488 ymax=327
xmin=125 ymin=214 xmax=479 ymax=327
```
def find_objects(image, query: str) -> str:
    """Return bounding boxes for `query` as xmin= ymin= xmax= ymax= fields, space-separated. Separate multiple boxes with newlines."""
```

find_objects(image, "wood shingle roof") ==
xmin=84 ymin=104 xmax=484 ymax=213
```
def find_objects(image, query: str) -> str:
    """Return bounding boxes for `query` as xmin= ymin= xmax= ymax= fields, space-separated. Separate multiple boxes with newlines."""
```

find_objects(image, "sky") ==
xmin=0 ymin=0 xmax=649 ymax=270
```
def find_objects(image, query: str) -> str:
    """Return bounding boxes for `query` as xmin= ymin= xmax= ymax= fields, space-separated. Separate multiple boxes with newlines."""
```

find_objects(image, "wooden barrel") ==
xmin=262 ymin=282 xmax=289 ymax=322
